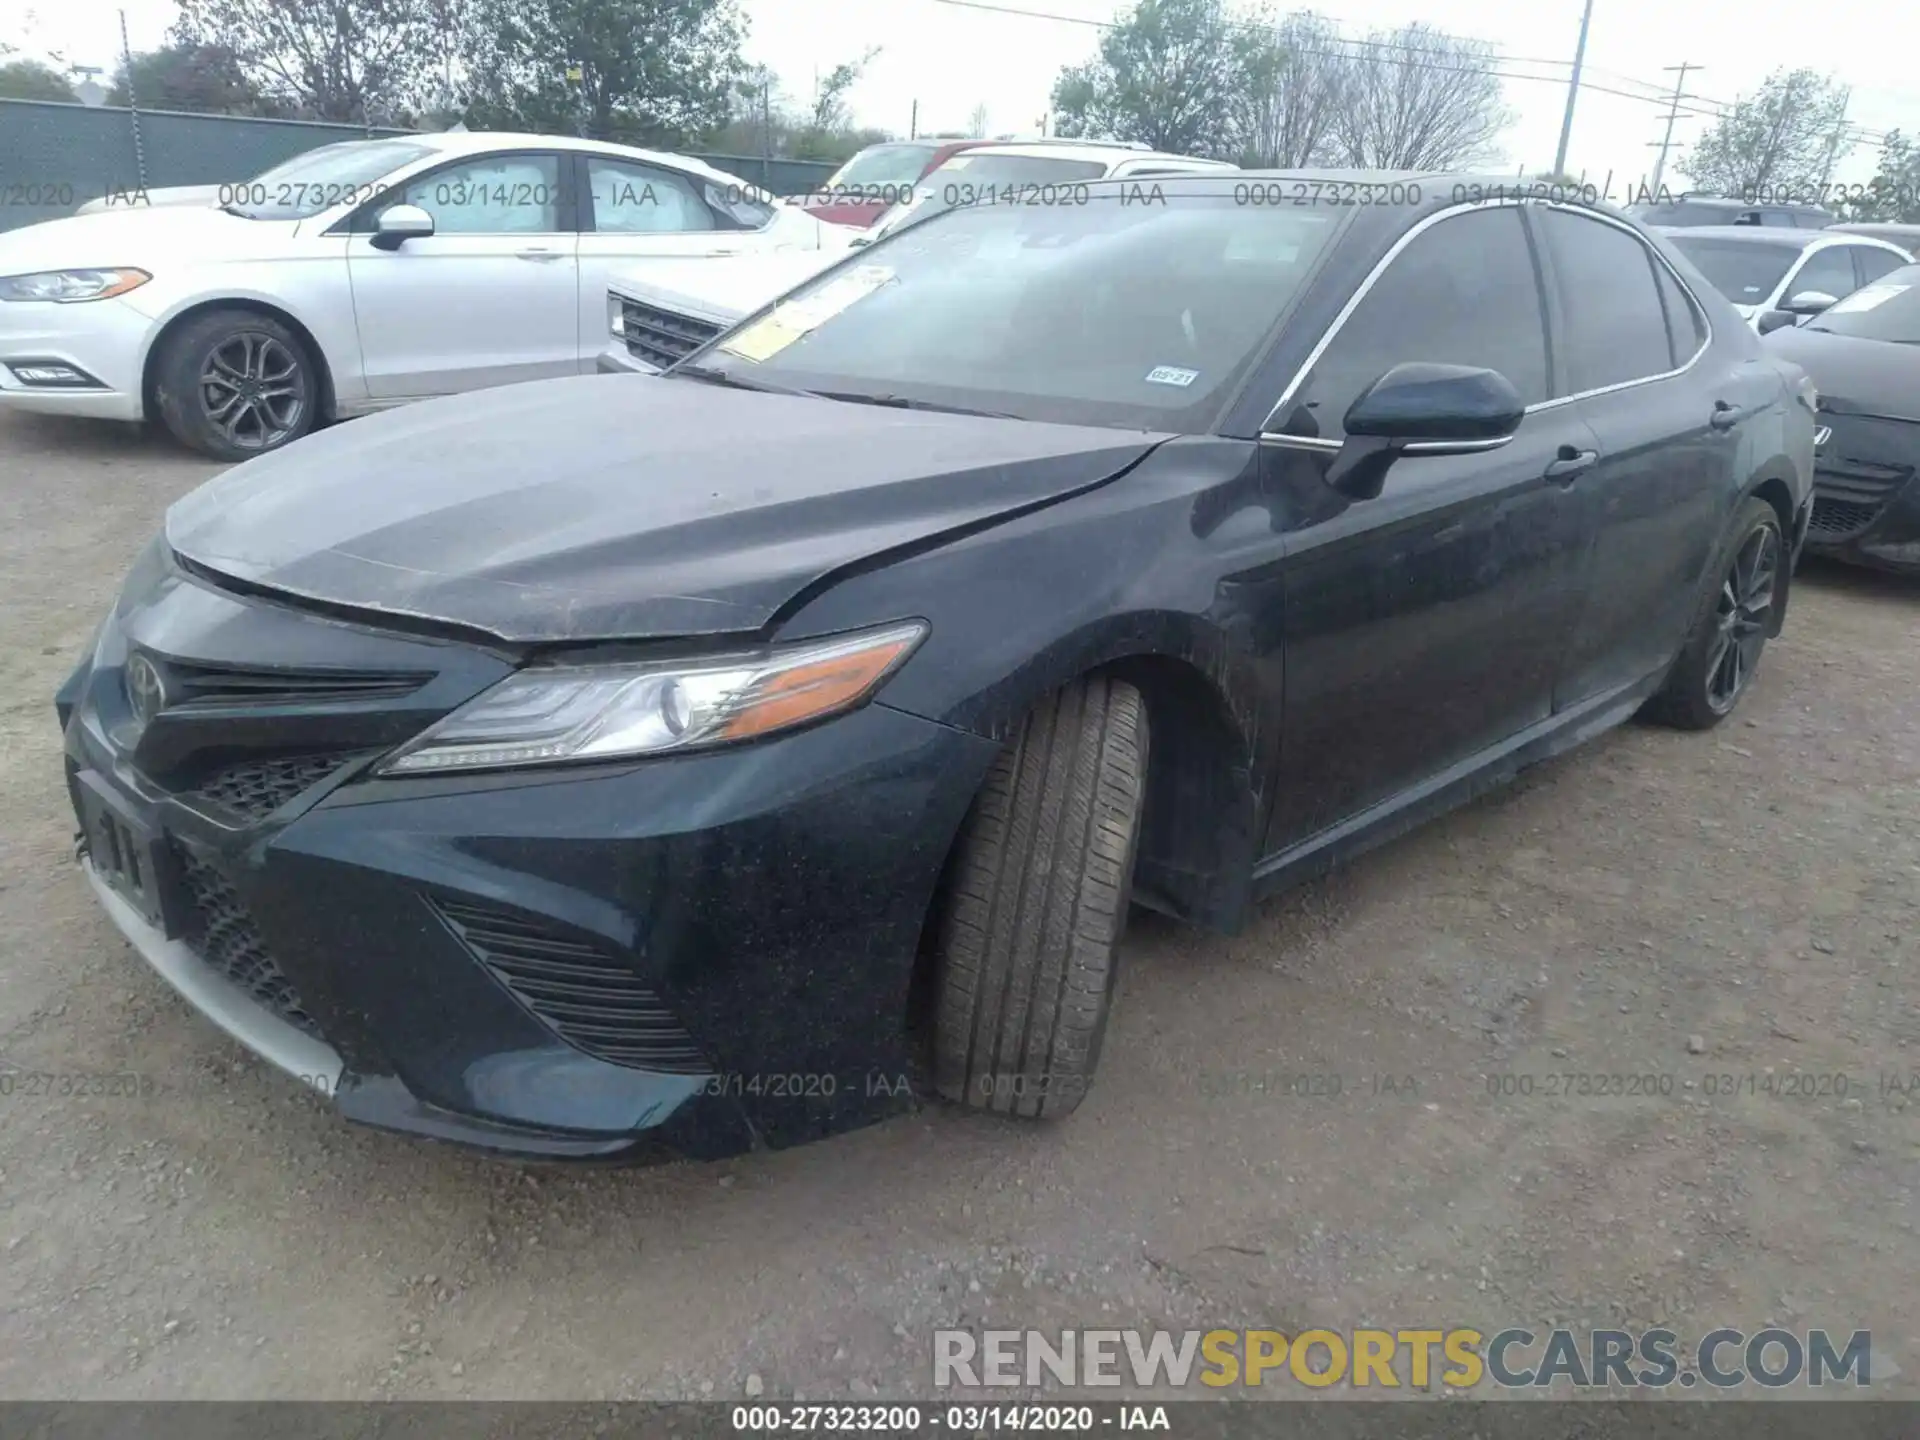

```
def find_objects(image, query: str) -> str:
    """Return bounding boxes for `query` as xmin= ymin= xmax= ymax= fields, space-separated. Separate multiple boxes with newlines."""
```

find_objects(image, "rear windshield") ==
xmin=826 ymin=144 xmax=942 ymax=191
xmin=1630 ymin=202 xmax=1744 ymax=227
xmin=1804 ymin=264 xmax=1920 ymax=342
xmin=1668 ymin=236 xmax=1801 ymax=303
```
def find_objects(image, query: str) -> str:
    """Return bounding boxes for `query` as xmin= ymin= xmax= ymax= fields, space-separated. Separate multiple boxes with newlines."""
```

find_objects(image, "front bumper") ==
xmin=0 ymin=295 xmax=152 ymax=420
xmin=1801 ymin=413 xmax=1920 ymax=574
xmin=63 ymin=561 xmax=999 ymax=1160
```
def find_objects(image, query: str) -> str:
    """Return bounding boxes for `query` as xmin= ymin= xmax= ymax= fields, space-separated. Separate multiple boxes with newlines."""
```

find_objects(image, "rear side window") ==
xmin=1854 ymin=246 xmax=1907 ymax=284
xmin=1541 ymin=208 xmax=1673 ymax=393
xmin=1281 ymin=206 xmax=1549 ymax=439
xmin=1653 ymin=260 xmax=1707 ymax=367
xmin=1785 ymin=246 xmax=1858 ymax=304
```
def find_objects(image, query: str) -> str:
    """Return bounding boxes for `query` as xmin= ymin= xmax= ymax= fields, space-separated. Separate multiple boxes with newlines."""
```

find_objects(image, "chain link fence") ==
xmin=0 ymin=98 xmax=838 ymax=231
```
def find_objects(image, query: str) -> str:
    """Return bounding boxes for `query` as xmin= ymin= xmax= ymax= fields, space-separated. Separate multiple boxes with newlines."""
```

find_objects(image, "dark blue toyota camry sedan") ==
xmin=59 ymin=173 xmax=1817 ymax=1161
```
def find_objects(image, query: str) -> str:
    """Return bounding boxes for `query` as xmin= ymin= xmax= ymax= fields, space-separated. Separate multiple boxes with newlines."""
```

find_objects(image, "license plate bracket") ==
xmin=76 ymin=769 xmax=182 ymax=938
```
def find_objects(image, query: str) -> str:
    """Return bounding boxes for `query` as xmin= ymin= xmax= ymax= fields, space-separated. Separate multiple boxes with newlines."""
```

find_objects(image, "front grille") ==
xmin=432 ymin=896 xmax=707 ymax=1073
xmin=1809 ymin=496 xmax=1883 ymax=539
xmin=162 ymin=659 xmax=427 ymax=710
xmin=620 ymin=298 xmax=723 ymax=370
xmin=176 ymin=849 xmax=323 ymax=1040
xmin=192 ymin=753 xmax=354 ymax=821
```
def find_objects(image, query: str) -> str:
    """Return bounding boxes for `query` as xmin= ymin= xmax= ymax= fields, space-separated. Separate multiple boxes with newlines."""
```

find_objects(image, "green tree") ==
xmin=0 ymin=58 xmax=79 ymax=102
xmin=1838 ymin=130 xmax=1920 ymax=222
xmin=107 ymin=41 xmax=278 ymax=114
xmin=172 ymin=0 xmax=443 ymax=123
xmin=1683 ymin=68 xmax=1852 ymax=199
xmin=462 ymin=0 xmax=745 ymax=147
xmin=1049 ymin=0 xmax=1243 ymax=156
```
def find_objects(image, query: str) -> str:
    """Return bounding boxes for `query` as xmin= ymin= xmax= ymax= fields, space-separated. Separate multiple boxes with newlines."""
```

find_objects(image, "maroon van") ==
xmin=795 ymin=139 xmax=992 ymax=228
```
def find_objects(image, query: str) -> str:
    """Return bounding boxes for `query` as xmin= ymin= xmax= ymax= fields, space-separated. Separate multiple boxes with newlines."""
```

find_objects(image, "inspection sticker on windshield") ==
xmin=720 ymin=265 xmax=896 ymax=363
xmin=1827 ymin=282 xmax=1909 ymax=315
xmin=1145 ymin=365 xmax=1200 ymax=388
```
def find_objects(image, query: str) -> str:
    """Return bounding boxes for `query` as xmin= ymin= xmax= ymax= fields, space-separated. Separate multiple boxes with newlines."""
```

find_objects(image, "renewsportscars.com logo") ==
xmin=932 ymin=1327 xmax=1873 ymax=1390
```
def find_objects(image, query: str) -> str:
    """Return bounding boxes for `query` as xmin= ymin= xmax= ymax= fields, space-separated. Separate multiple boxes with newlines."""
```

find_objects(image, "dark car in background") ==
xmin=1629 ymin=195 xmax=1837 ymax=229
xmin=1661 ymin=226 xmax=1911 ymax=331
xmin=59 ymin=178 xmax=1814 ymax=1162
xmin=1765 ymin=263 xmax=1920 ymax=573
xmin=793 ymin=139 xmax=990 ymax=228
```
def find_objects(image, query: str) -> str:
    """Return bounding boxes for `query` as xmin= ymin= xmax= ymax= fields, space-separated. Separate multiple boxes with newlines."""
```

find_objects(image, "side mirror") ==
xmin=370 ymin=203 xmax=434 ymax=251
xmin=1326 ymin=362 xmax=1525 ymax=501
xmin=1780 ymin=289 xmax=1838 ymax=316
xmin=1756 ymin=308 xmax=1797 ymax=336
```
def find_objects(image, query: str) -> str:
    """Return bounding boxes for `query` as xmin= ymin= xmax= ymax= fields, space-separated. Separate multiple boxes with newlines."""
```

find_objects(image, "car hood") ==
xmin=1764 ymin=325 xmax=1920 ymax=421
xmin=0 ymin=205 xmax=296 ymax=271
xmin=166 ymin=374 xmax=1171 ymax=644
xmin=609 ymin=252 xmax=838 ymax=326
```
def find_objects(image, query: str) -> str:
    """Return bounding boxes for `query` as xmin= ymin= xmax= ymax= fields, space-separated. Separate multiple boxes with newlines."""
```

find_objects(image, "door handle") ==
xmin=1710 ymin=399 xmax=1748 ymax=430
xmin=515 ymin=247 xmax=563 ymax=261
xmin=1544 ymin=446 xmax=1599 ymax=482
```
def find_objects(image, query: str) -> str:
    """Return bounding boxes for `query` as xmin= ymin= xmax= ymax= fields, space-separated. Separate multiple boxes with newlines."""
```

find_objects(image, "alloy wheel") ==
xmin=197 ymin=331 xmax=306 ymax=452
xmin=1704 ymin=522 xmax=1779 ymax=714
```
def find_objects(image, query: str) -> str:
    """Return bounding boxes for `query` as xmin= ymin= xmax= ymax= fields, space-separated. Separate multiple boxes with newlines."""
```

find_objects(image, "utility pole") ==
xmin=1816 ymin=90 xmax=1854 ymax=191
xmin=1552 ymin=0 xmax=1596 ymax=178
xmin=910 ymin=99 xmax=918 ymax=140
xmin=1647 ymin=62 xmax=1698 ymax=199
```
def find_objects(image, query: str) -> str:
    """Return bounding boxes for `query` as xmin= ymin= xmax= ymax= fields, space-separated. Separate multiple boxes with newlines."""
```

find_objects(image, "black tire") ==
xmin=931 ymin=675 xmax=1149 ymax=1120
xmin=153 ymin=308 xmax=318 ymax=461
xmin=1642 ymin=497 xmax=1783 ymax=730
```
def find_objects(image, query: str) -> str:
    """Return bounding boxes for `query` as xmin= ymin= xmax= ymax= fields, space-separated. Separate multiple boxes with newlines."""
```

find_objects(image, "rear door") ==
xmin=1535 ymin=204 xmax=1760 ymax=709
xmin=346 ymin=149 xmax=580 ymax=398
xmin=1259 ymin=203 xmax=1597 ymax=852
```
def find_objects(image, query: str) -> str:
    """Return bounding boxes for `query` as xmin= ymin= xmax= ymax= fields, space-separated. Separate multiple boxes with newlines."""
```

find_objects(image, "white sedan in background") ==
xmin=0 ymin=131 xmax=855 ymax=457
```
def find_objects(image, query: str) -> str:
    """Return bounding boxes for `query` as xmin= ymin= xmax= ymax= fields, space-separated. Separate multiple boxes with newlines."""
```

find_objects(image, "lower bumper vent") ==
xmin=177 ymin=849 xmax=324 ymax=1040
xmin=431 ymin=896 xmax=708 ymax=1074
xmin=193 ymin=753 xmax=355 ymax=821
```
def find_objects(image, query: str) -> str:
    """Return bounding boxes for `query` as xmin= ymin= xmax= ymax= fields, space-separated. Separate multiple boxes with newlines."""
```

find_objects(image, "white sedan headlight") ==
xmin=379 ymin=621 xmax=927 ymax=776
xmin=0 ymin=268 xmax=151 ymax=302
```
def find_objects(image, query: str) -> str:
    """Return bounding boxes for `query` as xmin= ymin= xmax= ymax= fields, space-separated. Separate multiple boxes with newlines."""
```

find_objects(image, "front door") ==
xmin=348 ymin=151 xmax=580 ymax=398
xmin=1260 ymin=203 xmax=1595 ymax=853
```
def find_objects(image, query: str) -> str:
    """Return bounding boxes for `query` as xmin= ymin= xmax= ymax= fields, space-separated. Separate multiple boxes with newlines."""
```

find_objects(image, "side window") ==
xmin=1785 ymin=246 xmax=1857 ymax=303
xmin=399 ymin=154 xmax=561 ymax=235
xmin=1281 ymin=206 xmax=1548 ymax=440
xmin=1540 ymin=207 xmax=1673 ymax=393
xmin=588 ymin=160 xmax=715 ymax=234
xmin=1854 ymin=246 xmax=1907 ymax=285
xmin=1652 ymin=260 xmax=1707 ymax=368
xmin=1759 ymin=209 xmax=1799 ymax=227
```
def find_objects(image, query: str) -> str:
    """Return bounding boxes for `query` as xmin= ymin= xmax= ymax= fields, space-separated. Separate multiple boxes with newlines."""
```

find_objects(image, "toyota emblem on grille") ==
xmin=124 ymin=653 xmax=168 ymax=726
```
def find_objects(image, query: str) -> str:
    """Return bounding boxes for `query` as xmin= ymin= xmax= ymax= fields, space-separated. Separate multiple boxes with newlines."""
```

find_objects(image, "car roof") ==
xmin=1828 ymin=222 xmax=1920 ymax=241
xmin=405 ymin=130 xmax=765 ymax=193
xmin=1637 ymin=194 xmax=1828 ymax=211
xmin=959 ymin=140 xmax=1234 ymax=168
xmin=1658 ymin=225 xmax=1827 ymax=247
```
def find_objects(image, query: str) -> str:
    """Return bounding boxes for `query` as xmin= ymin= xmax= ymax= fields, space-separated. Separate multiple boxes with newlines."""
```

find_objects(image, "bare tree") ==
xmin=968 ymin=102 xmax=989 ymax=138
xmin=811 ymin=46 xmax=879 ymax=132
xmin=1232 ymin=10 xmax=1344 ymax=167
xmin=1684 ymin=69 xmax=1852 ymax=198
xmin=1326 ymin=23 xmax=1510 ymax=170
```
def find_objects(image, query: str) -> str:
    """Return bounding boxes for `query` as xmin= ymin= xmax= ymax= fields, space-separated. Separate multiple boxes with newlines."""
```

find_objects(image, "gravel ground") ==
xmin=0 ymin=407 xmax=1915 ymax=1403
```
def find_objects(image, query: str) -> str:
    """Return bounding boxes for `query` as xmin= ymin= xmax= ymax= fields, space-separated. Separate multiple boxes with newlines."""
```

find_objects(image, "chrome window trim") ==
xmin=1259 ymin=197 xmax=1714 ymax=441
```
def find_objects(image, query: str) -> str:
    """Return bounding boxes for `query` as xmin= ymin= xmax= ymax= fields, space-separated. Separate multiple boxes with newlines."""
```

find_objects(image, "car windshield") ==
xmin=1805 ymin=264 xmax=1920 ymax=342
xmin=679 ymin=188 xmax=1345 ymax=430
xmin=223 ymin=139 xmax=437 ymax=220
xmin=826 ymin=143 xmax=942 ymax=191
xmin=871 ymin=153 xmax=1114 ymax=237
xmin=1669 ymin=236 xmax=1801 ymax=304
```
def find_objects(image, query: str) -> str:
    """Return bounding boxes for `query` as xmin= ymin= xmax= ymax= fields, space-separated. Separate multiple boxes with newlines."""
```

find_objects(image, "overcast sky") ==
xmin=12 ymin=0 xmax=1918 ymax=191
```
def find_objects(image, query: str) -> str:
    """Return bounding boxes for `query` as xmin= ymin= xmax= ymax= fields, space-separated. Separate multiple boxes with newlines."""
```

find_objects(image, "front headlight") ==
xmin=0 ymin=268 xmax=152 ymax=303
xmin=378 ymin=620 xmax=927 ymax=776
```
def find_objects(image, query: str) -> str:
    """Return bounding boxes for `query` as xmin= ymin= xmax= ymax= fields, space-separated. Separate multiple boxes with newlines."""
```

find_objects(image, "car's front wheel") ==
xmin=1643 ymin=496 xmax=1783 ymax=729
xmin=153 ymin=308 xmax=318 ymax=460
xmin=930 ymin=675 xmax=1149 ymax=1120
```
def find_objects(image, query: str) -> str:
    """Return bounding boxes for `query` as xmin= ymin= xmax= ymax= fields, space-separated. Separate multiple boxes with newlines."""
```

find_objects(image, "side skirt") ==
xmin=1248 ymin=670 xmax=1665 ymax=904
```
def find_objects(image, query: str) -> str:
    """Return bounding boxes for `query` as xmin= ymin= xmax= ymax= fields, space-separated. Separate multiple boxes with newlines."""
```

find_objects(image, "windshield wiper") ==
xmin=811 ymin=390 xmax=1019 ymax=420
xmin=669 ymin=364 xmax=815 ymax=397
